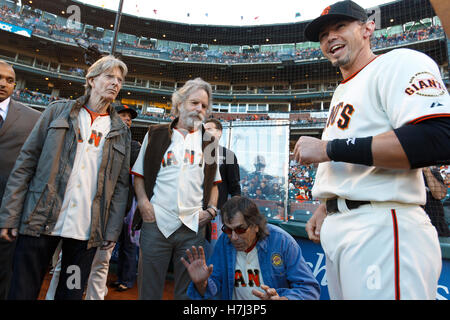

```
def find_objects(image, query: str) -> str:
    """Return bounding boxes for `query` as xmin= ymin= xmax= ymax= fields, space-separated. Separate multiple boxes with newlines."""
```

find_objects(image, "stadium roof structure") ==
xmin=23 ymin=0 xmax=436 ymax=45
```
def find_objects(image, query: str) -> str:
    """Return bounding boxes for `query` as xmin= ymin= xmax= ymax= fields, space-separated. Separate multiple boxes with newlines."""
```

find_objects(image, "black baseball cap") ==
xmin=304 ymin=0 xmax=368 ymax=42
xmin=114 ymin=103 xmax=137 ymax=119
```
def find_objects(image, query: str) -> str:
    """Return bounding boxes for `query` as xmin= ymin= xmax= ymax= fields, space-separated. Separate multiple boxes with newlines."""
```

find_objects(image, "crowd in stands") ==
xmin=291 ymin=118 xmax=327 ymax=126
xmin=12 ymin=89 xmax=60 ymax=106
xmin=239 ymin=155 xmax=285 ymax=204
xmin=288 ymin=160 xmax=316 ymax=201
xmin=210 ymin=113 xmax=271 ymax=121
xmin=66 ymin=67 xmax=85 ymax=77
xmin=286 ymin=162 xmax=450 ymax=203
xmin=371 ymin=25 xmax=444 ymax=50
xmin=136 ymin=110 xmax=173 ymax=122
xmin=0 ymin=5 xmax=445 ymax=66
xmin=13 ymin=88 xmax=329 ymax=124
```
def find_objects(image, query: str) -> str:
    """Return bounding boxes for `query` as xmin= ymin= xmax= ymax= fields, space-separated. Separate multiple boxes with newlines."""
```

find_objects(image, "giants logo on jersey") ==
xmin=88 ymin=130 xmax=103 ymax=147
xmin=235 ymin=269 xmax=261 ymax=287
xmin=326 ymin=102 xmax=355 ymax=130
xmin=404 ymin=71 xmax=446 ymax=97
xmin=77 ymin=128 xmax=104 ymax=147
xmin=161 ymin=149 xmax=198 ymax=167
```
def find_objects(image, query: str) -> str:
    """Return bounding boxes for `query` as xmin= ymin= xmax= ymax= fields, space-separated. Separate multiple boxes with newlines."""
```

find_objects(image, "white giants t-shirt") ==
xmin=52 ymin=106 xmax=111 ymax=240
xmin=312 ymin=49 xmax=450 ymax=205
xmin=232 ymin=246 xmax=265 ymax=300
xmin=132 ymin=127 xmax=221 ymax=238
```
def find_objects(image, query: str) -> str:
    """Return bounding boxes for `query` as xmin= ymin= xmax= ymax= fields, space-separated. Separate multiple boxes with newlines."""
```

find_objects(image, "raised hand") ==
xmin=180 ymin=246 xmax=213 ymax=296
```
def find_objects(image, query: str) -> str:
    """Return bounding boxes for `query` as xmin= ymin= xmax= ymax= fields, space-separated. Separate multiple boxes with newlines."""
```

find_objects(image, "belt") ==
xmin=326 ymin=198 xmax=371 ymax=214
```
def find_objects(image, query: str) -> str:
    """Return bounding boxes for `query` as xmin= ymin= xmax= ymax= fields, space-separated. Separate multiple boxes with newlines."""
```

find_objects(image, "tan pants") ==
xmin=84 ymin=246 xmax=115 ymax=300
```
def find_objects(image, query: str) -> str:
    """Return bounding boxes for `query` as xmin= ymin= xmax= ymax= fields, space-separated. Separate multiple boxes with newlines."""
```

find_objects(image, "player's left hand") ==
xmin=294 ymin=136 xmax=330 ymax=165
xmin=252 ymin=284 xmax=288 ymax=300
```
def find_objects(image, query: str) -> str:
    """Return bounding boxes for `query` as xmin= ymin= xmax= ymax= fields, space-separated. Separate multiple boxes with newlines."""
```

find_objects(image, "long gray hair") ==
xmin=171 ymin=77 xmax=213 ymax=117
xmin=84 ymin=55 xmax=128 ymax=96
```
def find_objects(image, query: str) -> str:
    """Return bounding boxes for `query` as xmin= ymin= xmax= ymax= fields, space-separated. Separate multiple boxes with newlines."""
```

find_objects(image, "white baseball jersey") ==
xmin=232 ymin=246 xmax=265 ymax=300
xmin=312 ymin=48 xmax=450 ymax=205
xmin=132 ymin=127 xmax=221 ymax=238
xmin=52 ymin=106 xmax=111 ymax=240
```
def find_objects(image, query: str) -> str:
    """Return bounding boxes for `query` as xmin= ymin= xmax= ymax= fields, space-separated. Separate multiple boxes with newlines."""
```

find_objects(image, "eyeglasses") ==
xmin=221 ymin=224 xmax=249 ymax=235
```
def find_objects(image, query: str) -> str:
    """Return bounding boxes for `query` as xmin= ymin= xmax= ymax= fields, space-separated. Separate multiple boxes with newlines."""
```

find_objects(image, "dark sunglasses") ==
xmin=221 ymin=224 xmax=249 ymax=235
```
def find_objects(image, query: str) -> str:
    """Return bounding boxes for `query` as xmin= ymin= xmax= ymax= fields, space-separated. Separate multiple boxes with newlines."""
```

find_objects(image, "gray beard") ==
xmin=180 ymin=110 xmax=204 ymax=130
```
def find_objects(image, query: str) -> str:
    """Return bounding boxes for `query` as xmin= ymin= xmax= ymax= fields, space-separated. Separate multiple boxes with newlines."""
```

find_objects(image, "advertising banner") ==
xmin=0 ymin=20 xmax=32 ymax=37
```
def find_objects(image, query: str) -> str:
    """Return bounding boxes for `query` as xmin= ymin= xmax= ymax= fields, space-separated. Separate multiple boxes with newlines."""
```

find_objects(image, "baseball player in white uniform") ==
xmin=295 ymin=1 xmax=450 ymax=299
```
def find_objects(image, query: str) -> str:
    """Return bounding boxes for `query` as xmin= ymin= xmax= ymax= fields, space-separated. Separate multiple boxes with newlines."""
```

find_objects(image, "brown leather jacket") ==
xmin=0 ymin=95 xmax=131 ymax=249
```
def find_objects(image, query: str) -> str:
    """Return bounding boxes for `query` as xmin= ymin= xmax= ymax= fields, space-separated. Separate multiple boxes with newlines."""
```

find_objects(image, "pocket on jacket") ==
xmin=113 ymin=143 xmax=126 ymax=161
xmin=22 ymin=186 xmax=47 ymax=225
xmin=109 ymin=143 xmax=126 ymax=181
xmin=42 ymin=119 xmax=69 ymax=156
xmin=48 ymin=119 xmax=69 ymax=130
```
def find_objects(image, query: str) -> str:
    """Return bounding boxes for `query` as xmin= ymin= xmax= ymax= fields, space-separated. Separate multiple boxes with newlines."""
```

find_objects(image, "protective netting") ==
xmin=0 ymin=0 xmax=448 ymax=222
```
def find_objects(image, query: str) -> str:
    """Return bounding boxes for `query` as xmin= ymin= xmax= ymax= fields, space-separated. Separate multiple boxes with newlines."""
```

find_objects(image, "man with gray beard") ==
xmin=131 ymin=78 xmax=221 ymax=299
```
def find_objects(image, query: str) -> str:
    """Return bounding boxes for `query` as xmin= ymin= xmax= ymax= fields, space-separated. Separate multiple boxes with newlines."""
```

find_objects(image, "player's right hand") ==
xmin=0 ymin=228 xmax=18 ymax=242
xmin=137 ymin=199 xmax=156 ymax=223
xmin=306 ymin=204 xmax=327 ymax=243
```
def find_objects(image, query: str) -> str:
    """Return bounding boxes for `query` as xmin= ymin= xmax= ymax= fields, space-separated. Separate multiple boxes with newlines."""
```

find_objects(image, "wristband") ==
xmin=206 ymin=207 xmax=216 ymax=218
xmin=326 ymin=136 xmax=373 ymax=166
xmin=207 ymin=205 xmax=218 ymax=213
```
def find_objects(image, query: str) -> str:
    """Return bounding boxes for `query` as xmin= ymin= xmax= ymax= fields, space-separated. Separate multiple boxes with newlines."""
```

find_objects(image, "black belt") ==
xmin=326 ymin=198 xmax=371 ymax=214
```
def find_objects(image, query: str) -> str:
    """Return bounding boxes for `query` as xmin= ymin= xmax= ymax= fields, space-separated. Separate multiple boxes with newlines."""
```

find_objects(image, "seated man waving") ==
xmin=181 ymin=196 xmax=320 ymax=300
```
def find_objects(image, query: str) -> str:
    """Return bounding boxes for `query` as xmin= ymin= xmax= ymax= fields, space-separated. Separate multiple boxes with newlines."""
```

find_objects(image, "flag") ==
xmin=205 ymin=13 xmax=208 ymax=17
xmin=254 ymin=16 xmax=259 ymax=20
xmin=241 ymin=16 xmax=244 ymax=20
xmin=295 ymin=12 xmax=301 ymax=18
xmin=187 ymin=13 xmax=190 ymax=17
xmin=153 ymin=9 xmax=158 ymax=14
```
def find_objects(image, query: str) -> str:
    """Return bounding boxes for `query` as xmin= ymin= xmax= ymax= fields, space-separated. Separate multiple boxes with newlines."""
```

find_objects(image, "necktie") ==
xmin=0 ymin=115 xmax=3 ymax=129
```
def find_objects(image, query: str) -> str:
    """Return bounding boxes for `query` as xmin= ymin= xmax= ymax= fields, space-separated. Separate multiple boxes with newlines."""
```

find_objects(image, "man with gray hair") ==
xmin=131 ymin=77 xmax=221 ymax=299
xmin=0 ymin=55 xmax=131 ymax=300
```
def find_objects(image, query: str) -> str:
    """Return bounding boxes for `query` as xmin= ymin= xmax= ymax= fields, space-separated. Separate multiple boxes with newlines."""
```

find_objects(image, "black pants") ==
xmin=8 ymin=234 xmax=97 ymax=300
xmin=0 ymin=238 xmax=16 ymax=300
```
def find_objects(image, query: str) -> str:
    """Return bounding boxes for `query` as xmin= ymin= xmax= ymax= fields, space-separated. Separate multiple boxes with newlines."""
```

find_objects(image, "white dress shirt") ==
xmin=0 ymin=97 xmax=11 ymax=122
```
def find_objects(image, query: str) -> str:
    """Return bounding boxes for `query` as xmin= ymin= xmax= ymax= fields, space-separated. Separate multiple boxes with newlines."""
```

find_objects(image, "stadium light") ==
xmin=111 ymin=0 xmax=125 ymax=55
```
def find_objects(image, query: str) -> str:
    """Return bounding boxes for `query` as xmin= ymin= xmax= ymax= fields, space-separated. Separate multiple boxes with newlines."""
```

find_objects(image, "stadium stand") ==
xmin=0 ymin=0 xmax=448 ymax=223
xmin=0 ymin=0 xmax=448 ymax=302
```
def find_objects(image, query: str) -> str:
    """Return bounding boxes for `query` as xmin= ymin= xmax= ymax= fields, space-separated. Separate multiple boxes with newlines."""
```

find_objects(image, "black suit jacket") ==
xmin=217 ymin=146 xmax=241 ymax=209
xmin=0 ymin=99 xmax=41 ymax=206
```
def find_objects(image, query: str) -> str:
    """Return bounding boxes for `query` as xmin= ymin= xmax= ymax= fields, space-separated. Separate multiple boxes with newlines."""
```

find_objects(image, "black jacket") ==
xmin=217 ymin=146 xmax=241 ymax=209
xmin=125 ymin=139 xmax=141 ymax=213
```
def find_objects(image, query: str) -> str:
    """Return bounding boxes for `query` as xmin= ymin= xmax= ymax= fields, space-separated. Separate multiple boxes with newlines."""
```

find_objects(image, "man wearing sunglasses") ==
xmin=181 ymin=196 xmax=320 ymax=300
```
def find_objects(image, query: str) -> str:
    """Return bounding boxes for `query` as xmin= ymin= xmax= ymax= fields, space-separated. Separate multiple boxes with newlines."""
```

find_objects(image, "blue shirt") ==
xmin=187 ymin=224 xmax=320 ymax=300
